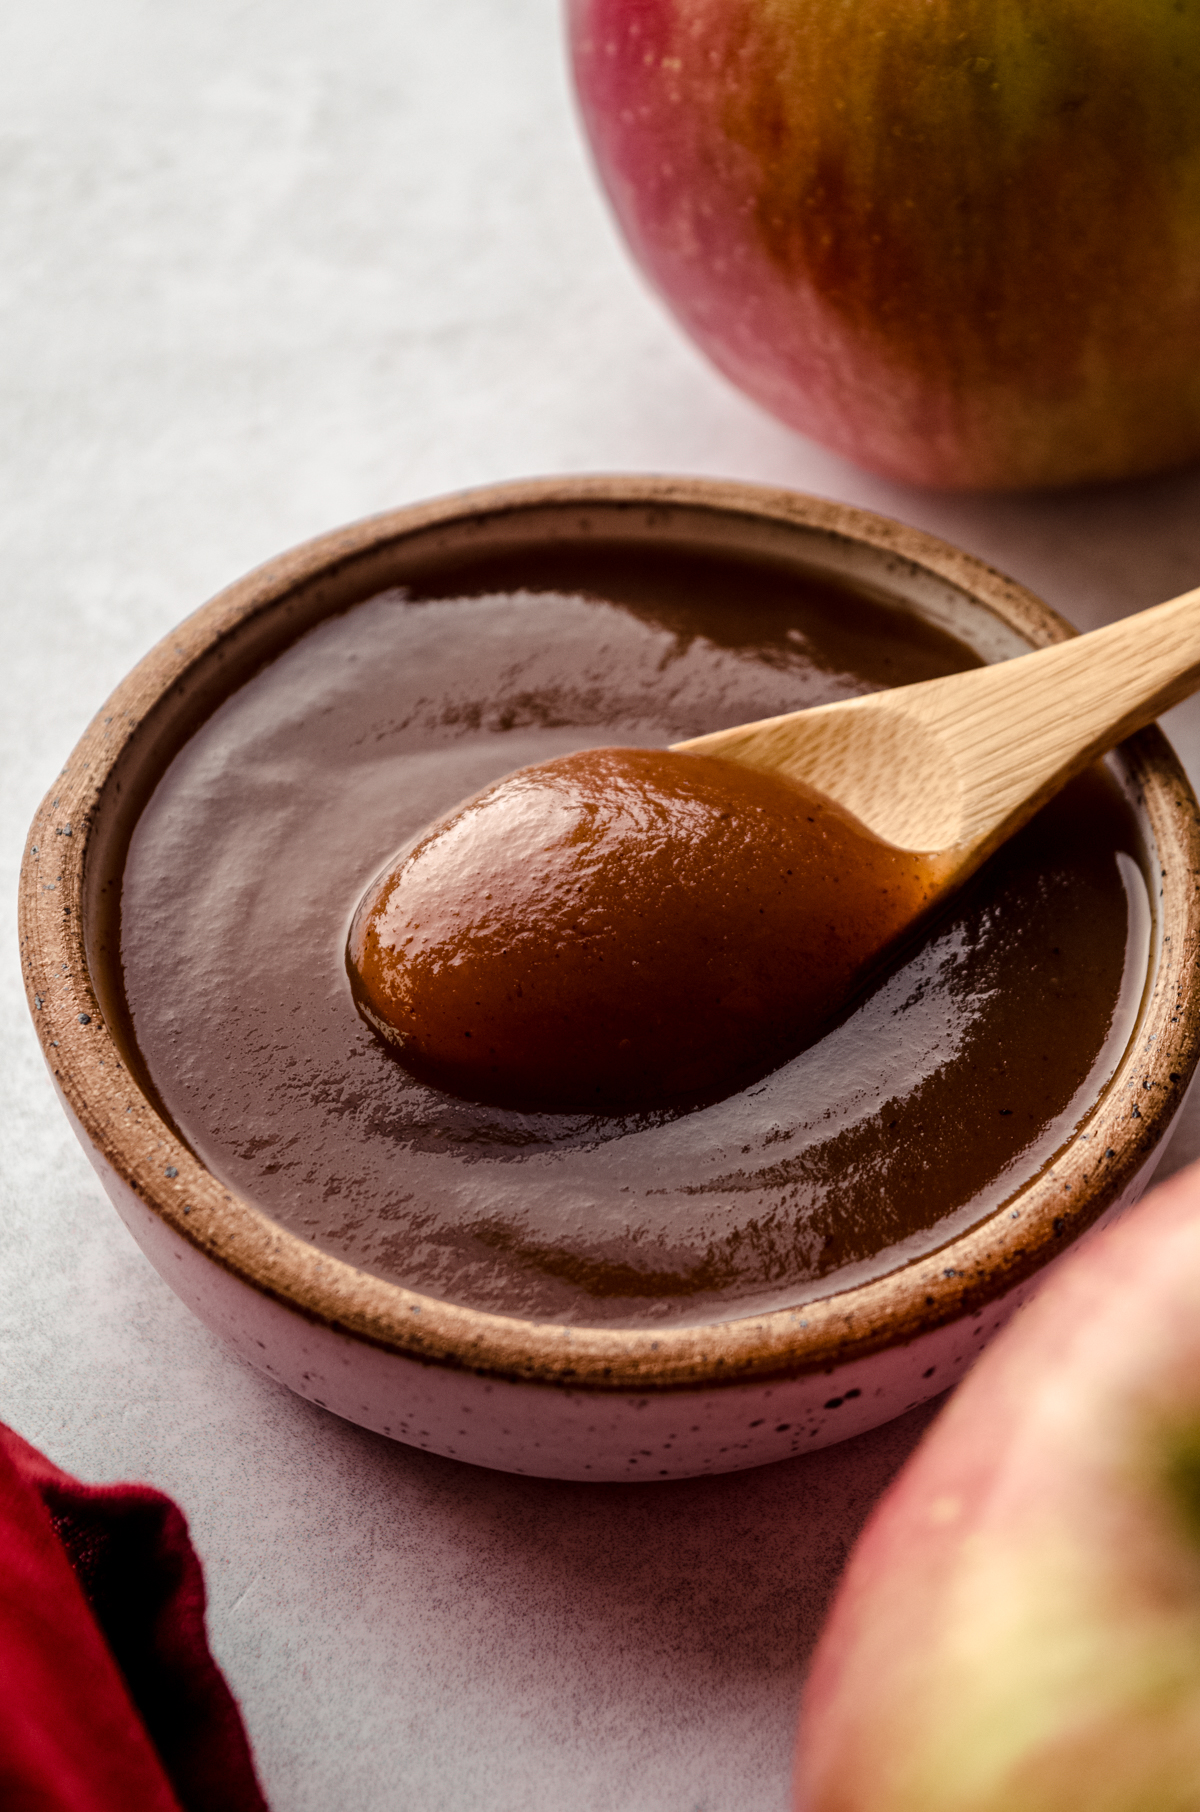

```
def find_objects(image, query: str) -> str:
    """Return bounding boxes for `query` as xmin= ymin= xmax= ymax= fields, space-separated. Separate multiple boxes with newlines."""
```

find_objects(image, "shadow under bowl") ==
xmin=20 ymin=476 xmax=1200 ymax=1479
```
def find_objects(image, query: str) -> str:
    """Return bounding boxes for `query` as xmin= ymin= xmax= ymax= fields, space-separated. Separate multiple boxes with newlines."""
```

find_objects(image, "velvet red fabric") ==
xmin=0 ymin=1422 xmax=268 ymax=1812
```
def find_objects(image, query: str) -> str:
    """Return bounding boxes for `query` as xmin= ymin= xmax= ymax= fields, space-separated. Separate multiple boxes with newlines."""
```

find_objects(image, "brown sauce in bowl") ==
xmin=118 ymin=543 xmax=1149 ymax=1328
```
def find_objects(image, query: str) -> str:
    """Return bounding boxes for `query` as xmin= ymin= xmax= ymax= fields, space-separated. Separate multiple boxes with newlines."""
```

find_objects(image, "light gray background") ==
xmin=3 ymin=4 xmax=1200 ymax=1807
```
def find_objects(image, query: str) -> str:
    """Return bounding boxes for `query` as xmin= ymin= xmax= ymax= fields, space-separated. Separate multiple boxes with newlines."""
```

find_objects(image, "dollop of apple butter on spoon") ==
xmin=348 ymin=582 xmax=1200 ymax=1112
xmin=347 ymin=747 xmax=938 ymax=1111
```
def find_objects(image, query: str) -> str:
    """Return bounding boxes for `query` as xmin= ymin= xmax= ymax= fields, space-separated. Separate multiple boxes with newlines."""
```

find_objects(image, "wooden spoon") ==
xmin=672 ymin=582 xmax=1200 ymax=896
xmin=350 ymin=581 xmax=1200 ymax=1112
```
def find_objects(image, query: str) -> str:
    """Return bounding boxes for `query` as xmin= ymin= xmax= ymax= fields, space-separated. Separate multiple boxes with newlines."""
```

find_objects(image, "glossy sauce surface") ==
xmin=349 ymin=747 xmax=940 ymax=1110
xmin=119 ymin=544 xmax=1149 ymax=1328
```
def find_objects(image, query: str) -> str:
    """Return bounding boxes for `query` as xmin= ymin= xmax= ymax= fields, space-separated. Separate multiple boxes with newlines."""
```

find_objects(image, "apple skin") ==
xmin=794 ymin=1158 xmax=1200 ymax=1812
xmin=568 ymin=0 xmax=1200 ymax=490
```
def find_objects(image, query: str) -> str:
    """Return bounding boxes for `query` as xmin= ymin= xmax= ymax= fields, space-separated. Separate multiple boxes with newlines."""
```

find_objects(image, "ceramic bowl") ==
xmin=20 ymin=477 xmax=1200 ymax=1480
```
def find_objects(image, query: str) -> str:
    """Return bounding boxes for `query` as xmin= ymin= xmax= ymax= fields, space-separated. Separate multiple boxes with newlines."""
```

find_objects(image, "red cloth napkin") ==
xmin=0 ymin=1421 xmax=269 ymax=1811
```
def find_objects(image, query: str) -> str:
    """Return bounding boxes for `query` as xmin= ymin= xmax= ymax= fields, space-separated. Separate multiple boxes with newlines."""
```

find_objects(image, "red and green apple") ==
xmin=568 ymin=0 xmax=1200 ymax=489
xmin=795 ymin=1158 xmax=1200 ymax=1810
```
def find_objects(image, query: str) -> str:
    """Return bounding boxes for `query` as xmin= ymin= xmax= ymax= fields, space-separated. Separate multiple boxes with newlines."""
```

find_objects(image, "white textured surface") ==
xmin=3 ymin=3 xmax=1200 ymax=1807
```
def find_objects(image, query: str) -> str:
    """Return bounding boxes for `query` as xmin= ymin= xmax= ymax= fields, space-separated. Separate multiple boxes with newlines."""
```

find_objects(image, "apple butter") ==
xmin=348 ymin=747 xmax=940 ymax=1110
xmin=118 ymin=542 xmax=1149 ymax=1328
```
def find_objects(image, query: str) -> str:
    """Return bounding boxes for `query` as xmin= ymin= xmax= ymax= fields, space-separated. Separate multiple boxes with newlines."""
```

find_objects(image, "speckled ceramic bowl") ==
xmin=20 ymin=477 xmax=1200 ymax=1479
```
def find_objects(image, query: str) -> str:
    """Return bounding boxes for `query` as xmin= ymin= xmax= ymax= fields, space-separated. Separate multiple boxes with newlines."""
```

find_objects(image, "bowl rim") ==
xmin=20 ymin=473 xmax=1200 ymax=1393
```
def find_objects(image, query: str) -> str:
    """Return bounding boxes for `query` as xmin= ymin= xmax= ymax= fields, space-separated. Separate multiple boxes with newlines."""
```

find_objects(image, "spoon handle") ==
xmin=675 ymin=584 xmax=1200 ymax=862
xmin=921 ymin=583 xmax=1200 ymax=854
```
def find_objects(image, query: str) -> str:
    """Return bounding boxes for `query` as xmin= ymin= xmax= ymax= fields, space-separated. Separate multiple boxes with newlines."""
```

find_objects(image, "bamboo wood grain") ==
xmin=674 ymin=583 xmax=1200 ymax=887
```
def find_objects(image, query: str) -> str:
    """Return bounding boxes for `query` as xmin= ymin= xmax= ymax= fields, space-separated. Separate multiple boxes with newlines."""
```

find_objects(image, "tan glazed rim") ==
xmin=19 ymin=476 xmax=1200 ymax=1393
